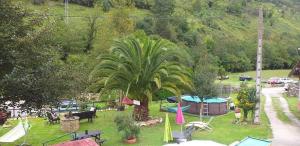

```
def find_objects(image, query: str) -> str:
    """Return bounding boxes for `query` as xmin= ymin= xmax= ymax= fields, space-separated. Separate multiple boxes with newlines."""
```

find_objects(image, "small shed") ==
xmin=52 ymin=138 xmax=99 ymax=146
xmin=289 ymin=61 xmax=300 ymax=79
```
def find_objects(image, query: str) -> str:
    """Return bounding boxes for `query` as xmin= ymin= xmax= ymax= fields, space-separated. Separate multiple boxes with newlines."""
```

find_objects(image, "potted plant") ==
xmin=235 ymin=108 xmax=241 ymax=119
xmin=114 ymin=114 xmax=140 ymax=144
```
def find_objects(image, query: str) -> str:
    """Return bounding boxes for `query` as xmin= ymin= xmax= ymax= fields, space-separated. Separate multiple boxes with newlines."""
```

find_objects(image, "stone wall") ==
xmin=287 ymin=83 xmax=299 ymax=97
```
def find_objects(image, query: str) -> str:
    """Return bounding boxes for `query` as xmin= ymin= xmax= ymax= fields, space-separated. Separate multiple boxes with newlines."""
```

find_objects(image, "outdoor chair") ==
xmin=46 ymin=112 xmax=60 ymax=124
xmin=185 ymin=117 xmax=214 ymax=131
xmin=90 ymin=107 xmax=97 ymax=118
xmin=172 ymin=125 xmax=195 ymax=143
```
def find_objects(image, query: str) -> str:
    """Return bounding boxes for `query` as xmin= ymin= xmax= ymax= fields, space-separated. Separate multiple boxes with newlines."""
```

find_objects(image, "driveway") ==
xmin=262 ymin=87 xmax=300 ymax=146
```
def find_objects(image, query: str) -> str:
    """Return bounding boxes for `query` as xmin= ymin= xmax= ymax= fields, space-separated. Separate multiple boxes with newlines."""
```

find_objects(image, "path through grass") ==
xmin=284 ymin=95 xmax=300 ymax=120
xmin=272 ymin=98 xmax=292 ymax=123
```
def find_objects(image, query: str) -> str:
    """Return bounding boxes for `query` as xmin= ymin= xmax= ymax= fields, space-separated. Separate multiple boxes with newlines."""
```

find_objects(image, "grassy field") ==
xmin=284 ymin=95 xmax=300 ymax=120
xmin=0 ymin=102 xmax=271 ymax=146
xmin=219 ymin=69 xmax=294 ymax=87
xmin=271 ymin=98 xmax=292 ymax=123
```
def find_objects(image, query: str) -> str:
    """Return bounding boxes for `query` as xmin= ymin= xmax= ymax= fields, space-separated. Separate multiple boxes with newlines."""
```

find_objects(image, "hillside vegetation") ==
xmin=2 ymin=0 xmax=299 ymax=102
xmin=19 ymin=0 xmax=300 ymax=72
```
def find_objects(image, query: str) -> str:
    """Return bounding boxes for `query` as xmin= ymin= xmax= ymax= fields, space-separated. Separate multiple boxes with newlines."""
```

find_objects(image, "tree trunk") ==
xmin=133 ymin=98 xmax=149 ymax=121
xmin=243 ymin=109 xmax=248 ymax=121
xmin=200 ymin=101 xmax=203 ymax=121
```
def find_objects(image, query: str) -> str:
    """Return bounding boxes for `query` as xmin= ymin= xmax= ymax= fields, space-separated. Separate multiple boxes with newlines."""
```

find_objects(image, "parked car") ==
xmin=217 ymin=75 xmax=229 ymax=80
xmin=267 ymin=77 xmax=281 ymax=84
xmin=53 ymin=99 xmax=79 ymax=112
xmin=239 ymin=75 xmax=252 ymax=81
xmin=279 ymin=77 xmax=295 ymax=84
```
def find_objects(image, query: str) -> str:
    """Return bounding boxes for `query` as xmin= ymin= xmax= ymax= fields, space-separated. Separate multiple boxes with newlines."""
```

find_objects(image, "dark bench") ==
xmin=72 ymin=111 xmax=94 ymax=122
xmin=172 ymin=125 xmax=195 ymax=143
xmin=73 ymin=130 xmax=106 ymax=145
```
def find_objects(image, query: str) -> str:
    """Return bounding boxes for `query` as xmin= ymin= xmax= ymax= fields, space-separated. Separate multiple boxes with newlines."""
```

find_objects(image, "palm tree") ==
xmin=91 ymin=35 xmax=192 ymax=121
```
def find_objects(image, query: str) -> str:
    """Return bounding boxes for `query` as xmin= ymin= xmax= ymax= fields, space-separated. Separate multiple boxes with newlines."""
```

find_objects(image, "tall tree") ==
xmin=91 ymin=33 xmax=192 ymax=121
xmin=84 ymin=16 xmax=99 ymax=53
xmin=0 ymin=0 xmax=69 ymax=109
xmin=192 ymin=50 xmax=219 ymax=119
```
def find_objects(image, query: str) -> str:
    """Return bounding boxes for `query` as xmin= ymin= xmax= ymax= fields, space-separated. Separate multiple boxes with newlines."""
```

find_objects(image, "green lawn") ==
xmin=272 ymin=98 xmax=291 ymax=123
xmin=219 ymin=69 xmax=294 ymax=87
xmin=284 ymin=95 xmax=300 ymax=120
xmin=0 ymin=102 xmax=271 ymax=146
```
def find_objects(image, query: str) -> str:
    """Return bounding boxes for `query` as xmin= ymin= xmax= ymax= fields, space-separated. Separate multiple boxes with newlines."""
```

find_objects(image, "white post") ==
xmin=254 ymin=7 xmax=264 ymax=124
xmin=298 ymin=81 xmax=300 ymax=111
xmin=297 ymin=48 xmax=300 ymax=111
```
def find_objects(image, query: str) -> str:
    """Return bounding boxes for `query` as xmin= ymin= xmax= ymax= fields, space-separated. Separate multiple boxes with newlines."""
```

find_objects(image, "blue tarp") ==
xmin=237 ymin=137 xmax=271 ymax=146
xmin=181 ymin=95 xmax=227 ymax=103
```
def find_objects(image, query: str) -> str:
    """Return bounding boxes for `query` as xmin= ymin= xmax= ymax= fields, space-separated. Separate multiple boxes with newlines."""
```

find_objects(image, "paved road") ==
xmin=262 ymin=87 xmax=300 ymax=146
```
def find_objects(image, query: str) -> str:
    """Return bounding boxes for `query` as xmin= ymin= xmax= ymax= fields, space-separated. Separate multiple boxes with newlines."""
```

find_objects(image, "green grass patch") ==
xmin=0 ymin=102 xmax=271 ymax=146
xmin=219 ymin=69 xmax=294 ymax=87
xmin=260 ymin=96 xmax=272 ymax=138
xmin=284 ymin=95 xmax=300 ymax=120
xmin=272 ymin=97 xmax=292 ymax=123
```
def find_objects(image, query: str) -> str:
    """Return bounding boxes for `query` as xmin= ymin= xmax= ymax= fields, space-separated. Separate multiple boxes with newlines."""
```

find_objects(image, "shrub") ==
xmin=236 ymin=87 xmax=257 ymax=121
xmin=114 ymin=114 xmax=140 ymax=140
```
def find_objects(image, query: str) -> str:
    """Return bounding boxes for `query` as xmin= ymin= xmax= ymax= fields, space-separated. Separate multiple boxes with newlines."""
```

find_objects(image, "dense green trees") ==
xmin=0 ymin=0 xmax=68 ymax=108
xmin=138 ymin=0 xmax=299 ymax=73
xmin=152 ymin=0 xmax=175 ymax=40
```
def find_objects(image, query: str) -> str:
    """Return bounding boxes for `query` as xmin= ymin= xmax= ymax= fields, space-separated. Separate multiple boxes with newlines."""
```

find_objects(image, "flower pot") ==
xmin=235 ymin=112 xmax=241 ymax=119
xmin=124 ymin=137 xmax=137 ymax=144
xmin=235 ymin=108 xmax=241 ymax=113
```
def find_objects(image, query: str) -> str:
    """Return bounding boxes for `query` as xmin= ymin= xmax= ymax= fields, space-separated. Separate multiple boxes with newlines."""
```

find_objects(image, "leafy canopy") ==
xmin=91 ymin=33 xmax=192 ymax=101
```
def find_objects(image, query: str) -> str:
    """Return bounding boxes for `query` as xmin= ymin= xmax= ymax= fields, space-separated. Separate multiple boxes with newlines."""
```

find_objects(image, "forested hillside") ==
xmin=18 ymin=0 xmax=300 ymax=72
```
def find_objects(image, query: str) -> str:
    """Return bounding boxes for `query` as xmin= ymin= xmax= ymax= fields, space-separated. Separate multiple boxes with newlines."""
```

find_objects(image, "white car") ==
xmin=279 ymin=78 xmax=294 ymax=84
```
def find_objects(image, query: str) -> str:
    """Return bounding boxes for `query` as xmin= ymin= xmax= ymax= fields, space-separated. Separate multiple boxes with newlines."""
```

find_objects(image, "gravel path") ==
xmin=262 ymin=87 xmax=300 ymax=146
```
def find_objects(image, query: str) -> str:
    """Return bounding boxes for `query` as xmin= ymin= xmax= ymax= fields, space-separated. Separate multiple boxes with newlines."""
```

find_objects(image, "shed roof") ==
xmin=289 ymin=61 xmax=300 ymax=79
xmin=52 ymin=138 xmax=99 ymax=146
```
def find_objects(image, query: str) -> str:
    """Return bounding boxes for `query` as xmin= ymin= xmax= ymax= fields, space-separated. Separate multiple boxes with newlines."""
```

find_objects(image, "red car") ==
xmin=267 ymin=77 xmax=281 ymax=84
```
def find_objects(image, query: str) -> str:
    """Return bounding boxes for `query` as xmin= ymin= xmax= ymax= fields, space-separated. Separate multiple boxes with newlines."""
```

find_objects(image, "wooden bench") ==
xmin=72 ymin=111 xmax=94 ymax=122
xmin=172 ymin=125 xmax=195 ymax=143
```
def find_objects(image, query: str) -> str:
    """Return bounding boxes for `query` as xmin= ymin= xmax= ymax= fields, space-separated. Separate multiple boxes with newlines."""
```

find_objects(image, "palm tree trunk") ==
xmin=133 ymin=98 xmax=149 ymax=121
xmin=200 ymin=102 xmax=203 ymax=121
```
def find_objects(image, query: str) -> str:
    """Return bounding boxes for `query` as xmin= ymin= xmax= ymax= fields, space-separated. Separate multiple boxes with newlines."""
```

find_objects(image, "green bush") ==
xmin=114 ymin=114 xmax=140 ymax=140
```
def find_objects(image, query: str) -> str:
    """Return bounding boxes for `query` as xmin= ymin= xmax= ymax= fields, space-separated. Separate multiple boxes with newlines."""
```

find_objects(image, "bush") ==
xmin=236 ymin=87 xmax=257 ymax=121
xmin=134 ymin=0 xmax=151 ymax=9
xmin=114 ymin=114 xmax=140 ymax=140
xmin=32 ymin=0 xmax=45 ymax=5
